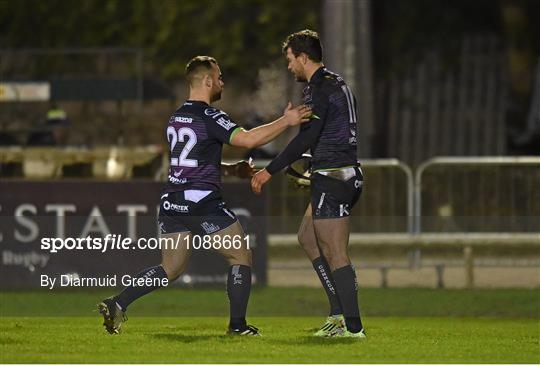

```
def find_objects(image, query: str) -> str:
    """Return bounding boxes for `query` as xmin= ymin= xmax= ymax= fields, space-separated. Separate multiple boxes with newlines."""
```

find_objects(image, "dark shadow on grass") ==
xmin=152 ymin=333 xmax=233 ymax=343
xmin=267 ymin=336 xmax=361 ymax=346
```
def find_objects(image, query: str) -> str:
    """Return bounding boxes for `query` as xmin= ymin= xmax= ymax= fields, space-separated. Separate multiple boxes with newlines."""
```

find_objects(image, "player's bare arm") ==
xmin=251 ymin=107 xmax=326 ymax=194
xmin=229 ymin=102 xmax=311 ymax=149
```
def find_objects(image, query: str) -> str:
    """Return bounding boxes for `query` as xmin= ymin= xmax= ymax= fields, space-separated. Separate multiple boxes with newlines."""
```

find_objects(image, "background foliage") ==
xmin=0 ymin=0 xmax=320 ymax=83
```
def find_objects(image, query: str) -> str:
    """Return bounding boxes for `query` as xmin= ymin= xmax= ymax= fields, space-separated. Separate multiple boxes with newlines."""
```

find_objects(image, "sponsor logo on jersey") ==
xmin=169 ymin=175 xmax=187 ymax=184
xmin=163 ymin=200 xmax=189 ymax=213
xmin=302 ymin=86 xmax=313 ymax=104
xmin=204 ymin=108 xmax=235 ymax=129
xmin=173 ymin=169 xmax=183 ymax=177
xmin=204 ymin=108 xmax=226 ymax=118
xmin=201 ymin=221 xmax=221 ymax=234
xmin=204 ymin=107 xmax=218 ymax=115
xmin=174 ymin=116 xmax=192 ymax=123
xmin=216 ymin=116 xmax=236 ymax=130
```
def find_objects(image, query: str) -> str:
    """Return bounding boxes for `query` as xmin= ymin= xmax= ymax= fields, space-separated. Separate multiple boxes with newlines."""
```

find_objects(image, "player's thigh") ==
xmin=211 ymin=220 xmax=252 ymax=266
xmin=313 ymin=217 xmax=351 ymax=270
xmin=313 ymin=216 xmax=350 ymax=250
xmin=297 ymin=203 xmax=321 ymax=260
xmin=160 ymin=231 xmax=192 ymax=280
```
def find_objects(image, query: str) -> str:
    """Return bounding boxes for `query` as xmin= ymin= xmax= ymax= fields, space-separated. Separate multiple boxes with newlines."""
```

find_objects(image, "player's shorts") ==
xmin=311 ymin=166 xmax=363 ymax=219
xmin=158 ymin=190 xmax=237 ymax=235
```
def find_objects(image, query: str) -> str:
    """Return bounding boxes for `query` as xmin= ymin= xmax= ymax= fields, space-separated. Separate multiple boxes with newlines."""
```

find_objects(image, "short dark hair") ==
xmin=282 ymin=29 xmax=323 ymax=62
xmin=185 ymin=56 xmax=217 ymax=85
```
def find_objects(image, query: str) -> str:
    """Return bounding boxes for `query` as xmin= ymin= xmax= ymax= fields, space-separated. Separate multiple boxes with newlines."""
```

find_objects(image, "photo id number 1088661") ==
xmin=184 ymin=235 xmax=249 ymax=250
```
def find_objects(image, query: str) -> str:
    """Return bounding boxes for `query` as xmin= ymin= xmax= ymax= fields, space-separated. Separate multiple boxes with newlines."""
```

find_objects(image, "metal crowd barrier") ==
xmin=254 ymin=156 xmax=539 ymax=288
xmin=414 ymin=156 xmax=540 ymax=234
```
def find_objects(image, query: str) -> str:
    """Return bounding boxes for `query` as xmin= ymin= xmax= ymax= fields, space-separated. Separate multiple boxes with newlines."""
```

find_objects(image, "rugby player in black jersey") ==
xmin=251 ymin=30 xmax=366 ymax=338
xmin=98 ymin=56 xmax=310 ymax=336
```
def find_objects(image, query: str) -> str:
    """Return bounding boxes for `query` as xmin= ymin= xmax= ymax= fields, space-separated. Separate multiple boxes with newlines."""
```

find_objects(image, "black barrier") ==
xmin=0 ymin=181 xmax=267 ymax=288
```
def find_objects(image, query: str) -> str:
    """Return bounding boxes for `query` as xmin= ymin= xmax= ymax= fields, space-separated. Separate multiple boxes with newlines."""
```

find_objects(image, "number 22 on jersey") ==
xmin=167 ymin=126 xmax=198 ymax=167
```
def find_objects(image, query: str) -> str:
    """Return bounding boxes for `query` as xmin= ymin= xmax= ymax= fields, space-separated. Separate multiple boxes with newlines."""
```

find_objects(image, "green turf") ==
xmin=1 ymin=287 xmax=539 ymax=317
xmin=1 ymin=288 xmax=539 ymax=363
xmin=1 ymin=316 xmax=538 ymax=363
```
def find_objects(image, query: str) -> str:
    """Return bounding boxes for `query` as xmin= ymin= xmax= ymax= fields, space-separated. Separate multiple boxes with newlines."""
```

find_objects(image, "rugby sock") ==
xmin=115 ymin=265 xmax=168 ymax=311
xmin=312 ymin=256 xmax=343 ymax=316
xmin=332 ymin=265 xmax=364 ymax=333
xmin=227 ymin=264 xmax=251 ymax=329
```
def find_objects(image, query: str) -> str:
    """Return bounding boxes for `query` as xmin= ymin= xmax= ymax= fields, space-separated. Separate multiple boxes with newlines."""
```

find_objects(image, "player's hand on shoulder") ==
xmin=283 ymin=102 xmax=312 ymax=126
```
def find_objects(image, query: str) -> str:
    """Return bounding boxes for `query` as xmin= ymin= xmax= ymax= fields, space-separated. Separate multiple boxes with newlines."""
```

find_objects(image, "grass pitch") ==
xmin=1 ymin=288 xmax=539 ymax=363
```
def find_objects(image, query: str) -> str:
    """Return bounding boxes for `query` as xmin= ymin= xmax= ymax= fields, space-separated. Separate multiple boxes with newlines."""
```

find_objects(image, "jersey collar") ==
xmin=309 ymin=67 xmax=326 ymax=84
xmin=185 ymin=100 xmax=210 ymax=106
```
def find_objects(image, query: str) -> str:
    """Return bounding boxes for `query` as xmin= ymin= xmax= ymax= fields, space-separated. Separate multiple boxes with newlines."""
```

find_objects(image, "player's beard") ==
xmin=210 ymin=90 xmax=222 ymax=103
xmin=293 ymin=69 xmax=307 ymax=82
